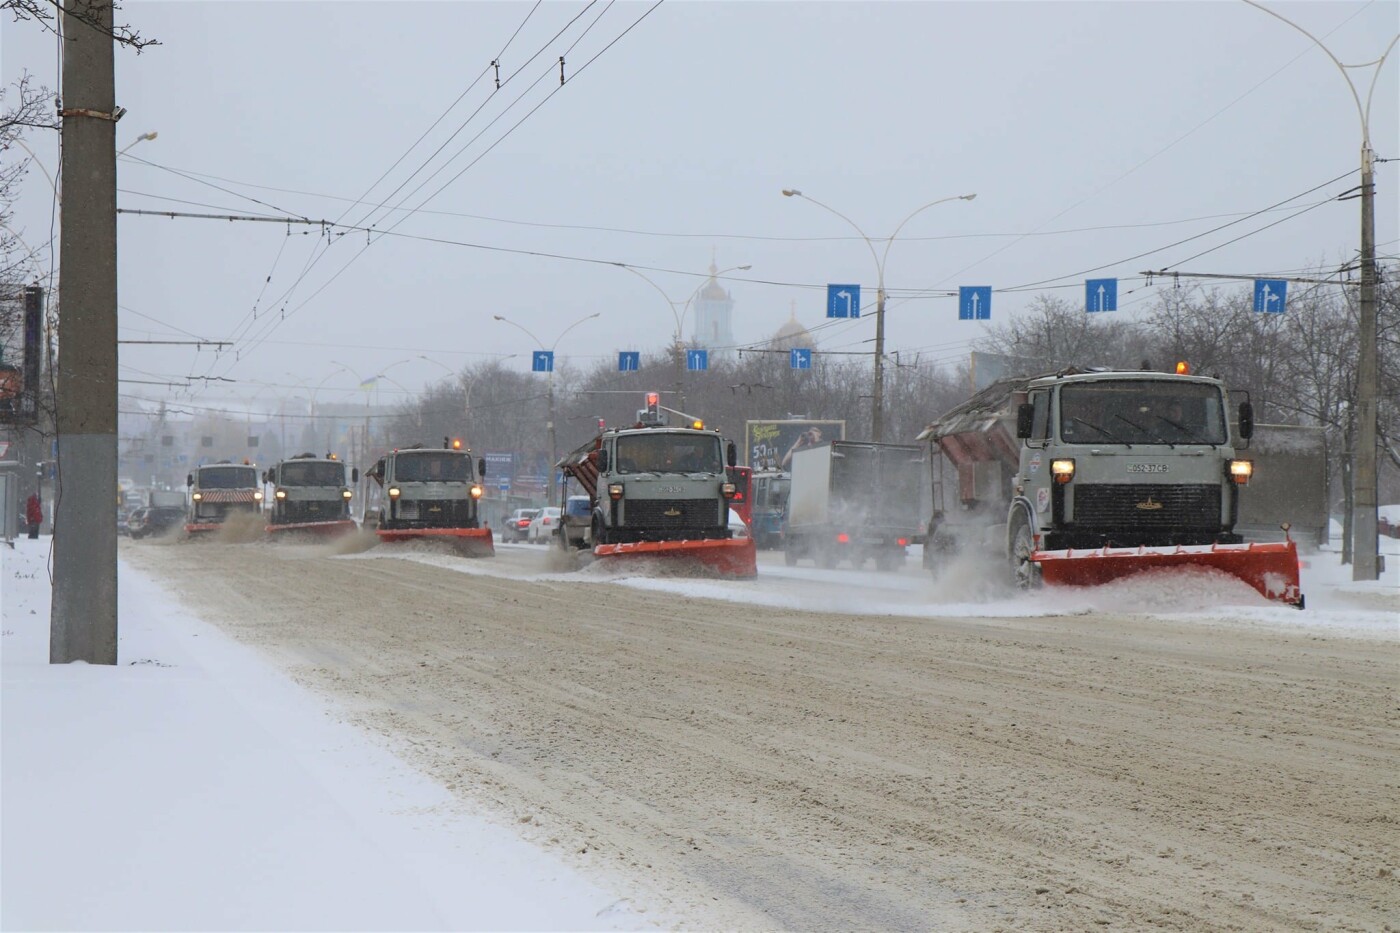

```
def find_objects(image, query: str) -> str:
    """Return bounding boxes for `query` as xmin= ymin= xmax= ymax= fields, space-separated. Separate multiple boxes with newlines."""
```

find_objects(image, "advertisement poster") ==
xmin=745 ymin=420 xmax=846 ymax=471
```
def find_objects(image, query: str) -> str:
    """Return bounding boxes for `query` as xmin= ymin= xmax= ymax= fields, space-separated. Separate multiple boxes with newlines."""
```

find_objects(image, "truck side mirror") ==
xmin=477 ymin=458 xmax=486 ymax=478
xmin=351 ymin=468 xmax=359 ymax=483
xmin=596 ymin=449 xmax=610 ymax=472
xmin=1238 ymin=401 xmax=1254 ymax=440
xmin=186 ymin=473 xmax=193 ymax=487
xmin=1016 ymin=403 xmax=1034 ymax=439
xmin=727 ymin=441 xmax=737 ymax=468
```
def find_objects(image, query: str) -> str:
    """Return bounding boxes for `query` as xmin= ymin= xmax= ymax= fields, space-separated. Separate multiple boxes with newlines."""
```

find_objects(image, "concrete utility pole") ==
xmin=52 ymin=0 xmax=120 ymax=664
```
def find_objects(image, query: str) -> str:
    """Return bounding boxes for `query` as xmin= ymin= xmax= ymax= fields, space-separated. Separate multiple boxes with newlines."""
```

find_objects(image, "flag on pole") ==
xmin=359 ymin=376 xmax=378 ymax=390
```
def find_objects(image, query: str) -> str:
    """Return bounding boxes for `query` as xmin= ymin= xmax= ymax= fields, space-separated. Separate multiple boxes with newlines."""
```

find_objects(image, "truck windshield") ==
xmin=1059 ymin=381 xmax=1227 ymax=446
xmin=615 ymin=433 xmax=723 ymax=474
xmin=197 ymin=466 xmax=258 ymax=488
xmin=280 ymin=461 xmax=346 ymax=486
xmin=393 ymin=452 xmax=472 ymax=482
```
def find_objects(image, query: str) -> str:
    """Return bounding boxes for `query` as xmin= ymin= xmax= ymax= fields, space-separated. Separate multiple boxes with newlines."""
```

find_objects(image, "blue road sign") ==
xmin=1085 ymin=278 xmax=1118 ymax=312
xmin=790 ymin=348 xmax=812 ymax=370
xmin=532 ymin=350 xmax=554 ymax=372
xmin=618 ymin=350 xmax=640 ymax=372
xmin=827 ymin=283 xmax=861 ymax=319
xmin=686 ymin=349 xmax=709 ymax=371
xmin=958 ymin=286 xmax=992 ymax=320
xmin=1253 ymin=279 xmax=1287 ymax=314
xmin=498 ymin=477 xmax=509 ymax=491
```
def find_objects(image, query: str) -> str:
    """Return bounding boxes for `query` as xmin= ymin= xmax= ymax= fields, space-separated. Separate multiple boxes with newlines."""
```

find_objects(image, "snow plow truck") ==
xmin=184 ymin=460 xmax=263 ymax=534
xmin=364 ymin=440 xmax=494 ymax=557
xmin=556 ymin=392 xmax=756 ymax=578
xmin=918 ymin=365 xmax=1303 ymax=607
xmin=264 ymin=453 xmax=358 ymax=536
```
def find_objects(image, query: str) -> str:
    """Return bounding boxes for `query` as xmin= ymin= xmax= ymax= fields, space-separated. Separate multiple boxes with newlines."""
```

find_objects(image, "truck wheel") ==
xmin=817 ymin=547 xmax=837 ymax=570
xmin=1009 ymin=516 xmax=1039 ymax=590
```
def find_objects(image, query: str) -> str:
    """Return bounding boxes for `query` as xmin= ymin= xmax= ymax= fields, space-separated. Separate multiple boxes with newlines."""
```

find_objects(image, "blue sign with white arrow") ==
xmin=958 ymin=286 xmax=992 ymax=320
xmin=686 ymin=349 xmax=709 ymax=371
xmin=531 ymin=350 xmax=554 ymax=373
xmin=1253 ymin=279 xmax=1287 ymax=314
xmin=790 ymin=348 xmax=812 ymax=370
xmin=827 ymin=283 xmax=860 ymax=319
xmin=618 ymin=351 xmax=640 ymax=372
xmin=1085 ymin=278 xmax=1118 ymax=312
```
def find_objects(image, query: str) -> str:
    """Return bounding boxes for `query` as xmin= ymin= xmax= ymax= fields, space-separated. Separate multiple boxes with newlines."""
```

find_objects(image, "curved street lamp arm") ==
xmin=785 ymin=191 xmax=882 ymax=282
xmin=614 ymin=264 xmax=683 ymax=337
xmin=492 ymin=314 xmax=543 ymax=349
xmin=879 ymin=194 xmax=977 ymax=273
xmin=1242 ymin=0 xmax=1398 ymax=146
xmin=551 ymin=312 xmax=602 ymax=352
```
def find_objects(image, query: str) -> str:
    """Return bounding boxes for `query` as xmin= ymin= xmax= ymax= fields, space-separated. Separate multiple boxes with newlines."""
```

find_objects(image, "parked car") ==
xmin=526 ymin=506 xmax=561 ymax=543
xmin=501 ymin=508 xmax=540 ymax=543
xmin=559 ymin=495 xmax=591 ymax=549
xmin=128 ymin=505 xmax=185 ymax=539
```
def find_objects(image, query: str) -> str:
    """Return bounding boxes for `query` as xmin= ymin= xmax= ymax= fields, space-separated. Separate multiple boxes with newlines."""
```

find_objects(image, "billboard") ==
xmin=745 ymin=420 xmax=846 ymax=471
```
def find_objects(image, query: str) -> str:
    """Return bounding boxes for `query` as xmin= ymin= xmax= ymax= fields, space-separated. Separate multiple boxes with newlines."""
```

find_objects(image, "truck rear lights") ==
xmin=836 ymin=532 xmax=850 ymax=543
xmin=1229 ymin=459 xmax=1253 ymax=485
xmin=721 ymin=482 xmax=736 ymax=498
xmin=608 ymin=483 xmax=624 ymax=500
xmin=897 ymin=538 xmax=908 ymax=547
xmin=1051 ymin=458 xmax=1076 ymax=484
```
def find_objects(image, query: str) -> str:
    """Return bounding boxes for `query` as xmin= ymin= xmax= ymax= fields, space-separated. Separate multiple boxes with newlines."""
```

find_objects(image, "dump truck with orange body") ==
xmin=919 ymin=367 xmax=1303 ymax=607
xmin=556 ymin=393 xmax=756 ymax=578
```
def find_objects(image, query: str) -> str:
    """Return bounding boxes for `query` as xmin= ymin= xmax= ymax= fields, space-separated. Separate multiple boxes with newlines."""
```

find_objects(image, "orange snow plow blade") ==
xmin=266 ymin=519 xmax=357 ymax=537
xmin=593 ymin=537 xmax=757 ymax=579
xmin=1034 ymin=539 xmax=1303 ymax=607
xmin=376 ymin=526 xmax=495 ymax=558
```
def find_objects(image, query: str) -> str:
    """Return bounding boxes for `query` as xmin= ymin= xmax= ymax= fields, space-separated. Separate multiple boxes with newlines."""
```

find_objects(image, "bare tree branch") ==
xmin=3 ymin=0 xmax=158 ymax=52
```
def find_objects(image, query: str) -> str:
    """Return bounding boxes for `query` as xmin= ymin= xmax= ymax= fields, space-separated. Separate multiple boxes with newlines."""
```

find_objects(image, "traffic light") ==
xmin=646 ymin=392 xmax=660 ymax=418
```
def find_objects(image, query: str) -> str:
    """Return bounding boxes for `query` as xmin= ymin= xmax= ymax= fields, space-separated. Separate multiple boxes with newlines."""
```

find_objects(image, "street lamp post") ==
xmin=615 ymin=263 xmax=752 ymax=412
xmin=1243 ymin=2 xmax=1395 ymax=581
xmin=117 ymin=131 xmax=157 ymax=156
xmin=782 ymin=189 xmax=975 ymax=442
xmin=493 ymin=313 xmax=600 ymax=504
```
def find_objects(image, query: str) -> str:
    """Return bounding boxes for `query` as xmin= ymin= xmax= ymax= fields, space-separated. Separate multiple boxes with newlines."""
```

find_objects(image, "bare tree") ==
xmin=3 ymin=0 xmax=156 ymax=51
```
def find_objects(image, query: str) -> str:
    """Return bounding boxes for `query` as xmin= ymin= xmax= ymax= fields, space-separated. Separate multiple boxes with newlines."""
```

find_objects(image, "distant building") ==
xmin=769 ymin=303 xmax=815 ymax=351
xmin=689 ymin=262 xmax=737 ymax=360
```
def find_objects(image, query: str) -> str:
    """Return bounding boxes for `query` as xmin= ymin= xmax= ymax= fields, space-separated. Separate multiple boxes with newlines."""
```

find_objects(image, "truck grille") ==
xmin=625 ymin=498 xmax=720 ymax=530
xmin=1072 ymin=484 xmax=1221 ymax=529
xmin=392 ymin=499 xmax=477 ymax=527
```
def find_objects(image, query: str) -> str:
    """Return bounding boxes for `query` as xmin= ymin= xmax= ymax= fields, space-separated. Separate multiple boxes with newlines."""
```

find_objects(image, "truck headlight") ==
xmin=608 ymin=483 xmax=624 ymax=501
xmin=1051 ymin=459 xmax=1076 ymax=484
xmin=388 ymin=486 xmax=401 ymax=499
xmin=342 ymin=489 xmax=353 ymax=499
xmin=274 ymin=488 xmax=287 ymax=499
xmin=470 ymin=485 xmax=483 ymax=499
xmin=721 ymin=482 xmax=736 ymax=498
xmin=253 ymin=491 xmax=264 ymax=501
xmin=1229 ymin=459 xmax=1253 ymax=484
xmin=191 ymin=492 xmax=202 ymax=501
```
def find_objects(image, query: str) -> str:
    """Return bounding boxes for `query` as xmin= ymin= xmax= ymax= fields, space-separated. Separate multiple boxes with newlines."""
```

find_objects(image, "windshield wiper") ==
xmin=1114 ymin=413 xmax=1173 ymax=448
xmin=1069 ymin=417 xmax=1131 ymax=448
xmin=1152 ymin=414 xmax=1216 ymax=447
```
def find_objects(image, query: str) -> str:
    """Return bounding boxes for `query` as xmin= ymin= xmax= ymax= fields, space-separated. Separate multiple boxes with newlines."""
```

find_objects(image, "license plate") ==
xmin=1127 ymin=463 xmax=1169 ymax=473
xmin=659 ymin=485 xmax=683 ymax=493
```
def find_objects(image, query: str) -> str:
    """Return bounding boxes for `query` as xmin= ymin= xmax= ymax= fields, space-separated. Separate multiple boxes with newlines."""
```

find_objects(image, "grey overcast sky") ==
xmin=4 ymin=0 xmax=1397 ymax=412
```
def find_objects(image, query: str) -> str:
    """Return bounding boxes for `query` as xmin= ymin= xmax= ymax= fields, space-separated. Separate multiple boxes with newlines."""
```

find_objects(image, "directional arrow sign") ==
xmin=827 ymin=283 xmax=860 ymax=319
xmin=531 ymin=350 xmax=554 ymax=373
xmin=958 ymin=286 xmax=992 ymax=321
xmin=1253 ymin=279 xmax=1287 ymax=314
xmin=686 ymin=348 xmax=709 ymax=371
xmin=1085 ymin=278 xmax=1118 ymax=312
xmin=618 ymin=351 xmax=640 ymax=372
xmin=790 ymin=348 xmax=812 ymax=370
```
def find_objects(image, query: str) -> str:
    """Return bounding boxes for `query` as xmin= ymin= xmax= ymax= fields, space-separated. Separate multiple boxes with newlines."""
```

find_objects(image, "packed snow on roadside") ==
xmin=1 ymin=537 xmax=669 ymax=933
